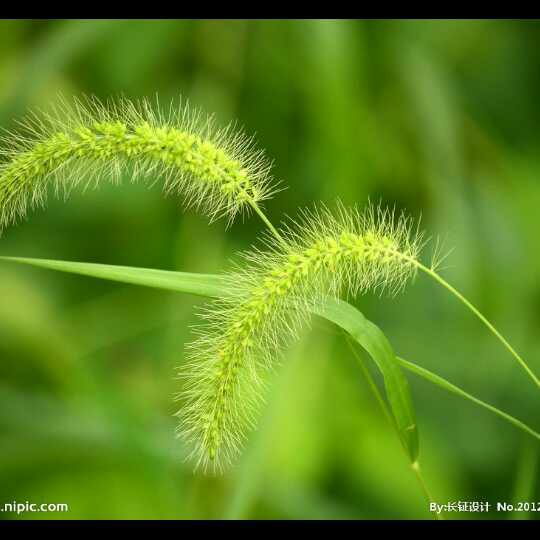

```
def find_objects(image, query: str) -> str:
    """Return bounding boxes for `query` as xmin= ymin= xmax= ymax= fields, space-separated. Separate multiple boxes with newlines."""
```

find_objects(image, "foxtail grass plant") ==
xmin=0 ymin=95 xmax=279 ymax=229
xmin=0 ymin=97 xmax=538 ymax=508
xmin=179 ymin=199 xmax=539 ymax=470
xmin=178 ymin=202 xmax=424 ymax=469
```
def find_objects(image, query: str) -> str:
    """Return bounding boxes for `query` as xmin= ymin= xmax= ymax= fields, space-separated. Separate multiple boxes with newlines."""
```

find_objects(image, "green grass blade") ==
xmin=396 ymin=357 xmax=540 ymax=442
xmin=312 ymin=298 xmax=419 ymax=463
xmin=0 ymin=255 xmax=420 ymax=462
xmin=4 ymin=257 xmax=537 ymax=453
xmin=0 ymin=256 xmax=228 ymax=298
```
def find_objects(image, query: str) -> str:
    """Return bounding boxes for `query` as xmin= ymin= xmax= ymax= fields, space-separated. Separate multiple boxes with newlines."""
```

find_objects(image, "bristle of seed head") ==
xmin=176 ymin=202 xmax=426 ymax=472
xmin=0 ymin=94 xmax=277 ymax=231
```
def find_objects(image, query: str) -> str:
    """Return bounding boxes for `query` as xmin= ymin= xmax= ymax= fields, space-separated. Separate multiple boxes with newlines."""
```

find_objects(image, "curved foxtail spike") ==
xmin=0 ymin=94 xmax=278 ymax=231
xmin=176 ymin=201 xmax=425 ymax=472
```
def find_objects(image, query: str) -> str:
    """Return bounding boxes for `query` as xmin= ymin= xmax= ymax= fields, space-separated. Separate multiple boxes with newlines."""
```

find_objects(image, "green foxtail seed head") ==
xmin=176 ymin=202 xmax=426 ymax=472
xmin=0 ymin=95 xmax=278 ymax=231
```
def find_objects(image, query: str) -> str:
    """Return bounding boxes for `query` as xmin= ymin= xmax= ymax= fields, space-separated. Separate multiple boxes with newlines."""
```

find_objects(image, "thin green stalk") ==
xmin=417 ymin=261 xmax=540 ymax=390
xmin=347 ymin=336 xmax=395 ymax=428
xmin=511 ymin=443 xmax=538 ymax=520
xmin=248 ymin=200 xmax=288 ymax=249
xmin=345 ymin=336 xmax=441 ymax=520
xmin=386 ymin=249 xmax=540 ymax=390
xmin=410 ymin=461 xmax=441 ymax=520
xmin=396 ymin=357 xmax=540 ymax=442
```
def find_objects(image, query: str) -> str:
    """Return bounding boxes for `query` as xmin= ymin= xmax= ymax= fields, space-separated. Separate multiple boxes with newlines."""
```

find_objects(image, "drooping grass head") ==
xmin=0 ymin=95 xmax=278 ymax=231
xmin=177 ymin=202 xmax=425 ymax=471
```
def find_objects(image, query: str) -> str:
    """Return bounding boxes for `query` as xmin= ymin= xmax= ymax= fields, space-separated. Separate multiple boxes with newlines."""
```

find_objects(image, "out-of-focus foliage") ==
xmin=0 ymin=19 xmax=538 ymax=520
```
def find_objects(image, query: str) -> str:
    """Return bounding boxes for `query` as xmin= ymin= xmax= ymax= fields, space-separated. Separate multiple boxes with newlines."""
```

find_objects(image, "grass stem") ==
xmin=249 ymin=200 xmax=288 ymax=249
xmin=411 ymin=461 xmax=442 ymax=520
xmin=345 ymin=336 xmax=441 ymax=520
xmin=383 ymin=246 xmax=540 ymax=390
xmin=416 ymin=261 xmax=540 ymax=390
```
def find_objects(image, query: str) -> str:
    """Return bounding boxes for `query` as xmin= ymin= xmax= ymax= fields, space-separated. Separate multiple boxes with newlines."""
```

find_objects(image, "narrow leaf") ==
xmin=396 ymin=357 xmax=540 ymax=442
xmin=4 ymin=256 xmax=537 ymax=452
xmin=1 ymin=255 xmax=420 ymax=462
xmin=0 ymin=256 xmax=227 ymax=298
xmin=311 ymin=298 xmax=419 ymax=462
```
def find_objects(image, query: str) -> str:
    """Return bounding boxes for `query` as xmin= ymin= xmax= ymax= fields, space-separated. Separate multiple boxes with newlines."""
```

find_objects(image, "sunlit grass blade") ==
xmin=0 ymin=256 xmax=227 ymax=298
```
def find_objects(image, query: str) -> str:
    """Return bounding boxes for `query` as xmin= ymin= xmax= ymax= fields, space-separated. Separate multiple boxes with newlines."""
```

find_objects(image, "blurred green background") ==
xmin=0 ymin=19 xmax=539 ymax=520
